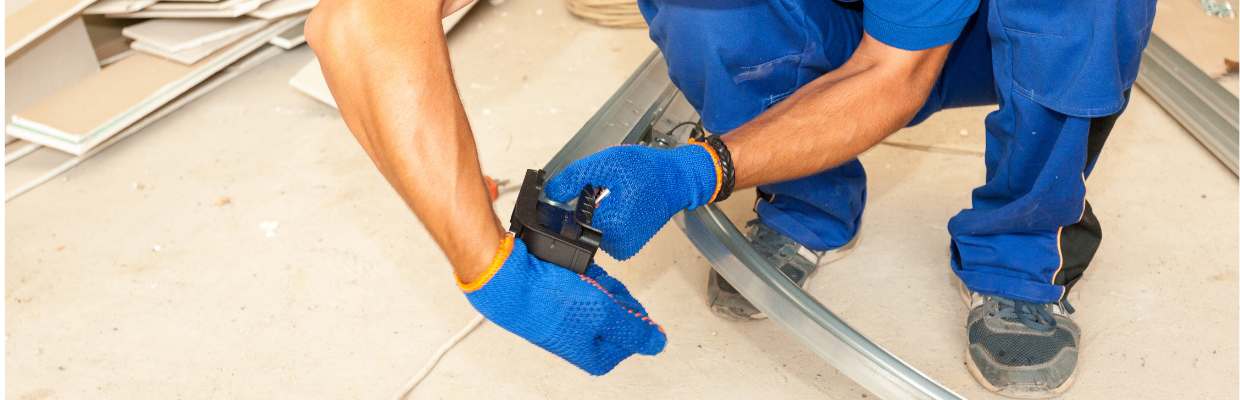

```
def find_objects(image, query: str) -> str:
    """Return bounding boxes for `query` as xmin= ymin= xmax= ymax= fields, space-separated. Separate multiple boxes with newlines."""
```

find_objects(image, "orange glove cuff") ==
xmin=457 ymin=233 xmax=515 ymax=293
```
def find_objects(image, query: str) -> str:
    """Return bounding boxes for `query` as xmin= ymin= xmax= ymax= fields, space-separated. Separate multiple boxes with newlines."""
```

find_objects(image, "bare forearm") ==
xmin=307 ymin=1 xmax=503 ymax=281
xmin=723 ymin=35 xmax=950 ymax=188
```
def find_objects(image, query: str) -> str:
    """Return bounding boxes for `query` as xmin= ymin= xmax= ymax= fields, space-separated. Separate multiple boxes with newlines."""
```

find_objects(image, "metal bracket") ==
xmin=543 ymin=51 xmax=964 ymax=399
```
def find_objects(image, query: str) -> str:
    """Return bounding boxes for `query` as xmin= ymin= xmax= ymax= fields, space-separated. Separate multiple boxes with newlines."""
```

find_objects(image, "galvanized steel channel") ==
xmin=544 ymin=51 xmax=963 ymax=399
xmin=543 ymin=33 xmax=1237 ymax=399
xmin=1136 ymin=34 xmax=1239 ymax=175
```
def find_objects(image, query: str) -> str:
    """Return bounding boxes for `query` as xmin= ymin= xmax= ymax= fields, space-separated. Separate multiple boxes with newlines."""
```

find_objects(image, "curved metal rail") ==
xmin=544 ymin=51 xmax=962 ymax=399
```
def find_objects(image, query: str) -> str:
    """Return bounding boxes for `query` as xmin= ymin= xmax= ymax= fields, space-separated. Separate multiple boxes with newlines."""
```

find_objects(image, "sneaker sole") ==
xmin=964 ymin=347 xmax=1078 ymax=399
xmin=956 ymin=278 xmax=1080 ymax=399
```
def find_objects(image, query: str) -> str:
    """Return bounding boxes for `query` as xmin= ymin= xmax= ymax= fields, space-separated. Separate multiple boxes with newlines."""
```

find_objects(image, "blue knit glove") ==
xmin=459 ymin=235 xmax=667 ymax=375
xmin=545 ymin=144 xmax=721 ymax=260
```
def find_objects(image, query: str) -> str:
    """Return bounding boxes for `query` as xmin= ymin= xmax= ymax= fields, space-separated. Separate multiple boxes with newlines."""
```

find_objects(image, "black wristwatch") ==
xmin=695 ymin=134 xmax=735 ymax=203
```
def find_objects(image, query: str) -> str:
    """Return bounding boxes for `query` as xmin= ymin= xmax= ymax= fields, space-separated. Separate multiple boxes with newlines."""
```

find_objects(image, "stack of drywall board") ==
xmin=92 ymin=0 xmax=319 ymax=19
xmin=6 ymin=17 xmax=100 ymax=129
xmin=6 ymin=0 xmax=105 ymax=144
xmin=82 ymin=0 xmax=160 ymax=15
xmin=6 ymin=45 xmax=287 ymax=200
xmin=4 ymin=0 xmax=315 ymax=152
xmin=7 ymin=16 xmax=305 ymax=155
xmin=249 ymin=0 xmax=315 ymax=20
xmin=124 ymin=17 xmax=269 ymax=64
xmin=6 ymin=0 xmax=99 ymax=58
xmin=104 ymin=0 xmax=268 ymax=19
xmin=268 ymin=18 xmax=305 ymax=49
xmin=4 ymin=0 xmax=318 ymax=154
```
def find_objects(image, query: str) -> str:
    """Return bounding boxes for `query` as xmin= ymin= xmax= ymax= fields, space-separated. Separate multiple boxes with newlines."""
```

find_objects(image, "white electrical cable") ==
xmin=393 ymin=314 xmax=486 ymax=400
xmin=391 ymin=184 xmax=520 ymax=399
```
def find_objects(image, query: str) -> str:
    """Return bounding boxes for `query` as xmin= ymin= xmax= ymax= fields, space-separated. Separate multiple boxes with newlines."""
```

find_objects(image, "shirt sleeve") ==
xmin=863 ymin=0 xmax=981 ymax=51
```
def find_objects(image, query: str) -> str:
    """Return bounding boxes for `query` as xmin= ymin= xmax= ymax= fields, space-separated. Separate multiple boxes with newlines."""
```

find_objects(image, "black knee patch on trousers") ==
xmin=1056 ymin=202 xmax=1101 ymax=295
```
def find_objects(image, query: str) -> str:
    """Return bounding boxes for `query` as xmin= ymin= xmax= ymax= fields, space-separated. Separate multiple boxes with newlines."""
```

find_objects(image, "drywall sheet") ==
xmin=123 ymin=18 xmax=266 ymax=52
xmin=5 ymin=18 xmax=100 ymax=124
xmin=82 ymin=0 xmax=157 ymax=14
xmin=268 ymin=18 xmax=303 ymax=49
xmin=132 ymin=20 xmax=266 ymax=64
xmin=107 ymin=0 xmax=264 ymax=18
xmin=145 ymin=0 xmax=259 ymax=11
xmin=288 ymin=58 xmax=335 ymax=107
xmin=5 ymin=46 xmax=285 ymax=198
xmin=8 ymin=17 xmax=302 ymax=155
xmin=5 ymin=0 xmax=34 ymax=15
xmin=443 ymin=1 xmax=475 ymax=31
xmin=5 ymin=0 xmax=98 ymax=58
xmin=287 ymin=3 xmax=475 ymax=108
xmin=83 ymin=15 xmax=135 ymax=63
xmin=249 ymin=0 xmax=314 ymax=20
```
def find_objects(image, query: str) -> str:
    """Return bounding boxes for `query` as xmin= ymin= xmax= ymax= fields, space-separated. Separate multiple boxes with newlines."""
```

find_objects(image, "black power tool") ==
xmin=509 ymin=169 xmax=602 ymax=274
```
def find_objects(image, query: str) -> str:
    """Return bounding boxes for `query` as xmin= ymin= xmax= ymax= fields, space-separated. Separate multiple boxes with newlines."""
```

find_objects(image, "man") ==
xmin=306 ymin=0 xmax=1154 ymax=397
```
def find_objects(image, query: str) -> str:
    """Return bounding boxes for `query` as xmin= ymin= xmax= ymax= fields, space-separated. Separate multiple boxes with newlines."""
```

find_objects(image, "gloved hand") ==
xmin=459 ymin=235 xmax=666 ymax=375
xmin=545 ymin=144 xmax=721 ymax=260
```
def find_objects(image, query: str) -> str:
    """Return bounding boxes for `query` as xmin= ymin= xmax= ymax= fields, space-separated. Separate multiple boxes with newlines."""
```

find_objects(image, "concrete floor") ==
xmin=7 ymin=1 xmax=1238 ymax=399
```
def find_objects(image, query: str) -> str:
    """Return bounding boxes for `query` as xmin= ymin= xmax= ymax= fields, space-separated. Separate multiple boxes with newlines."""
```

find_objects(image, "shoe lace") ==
xmin=991 ymin=297 xmax=1071 ymax=332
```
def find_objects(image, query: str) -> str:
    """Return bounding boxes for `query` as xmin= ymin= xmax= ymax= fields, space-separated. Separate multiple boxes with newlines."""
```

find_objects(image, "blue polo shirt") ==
xmin=853 ymin=0 xmax=980 ymax=50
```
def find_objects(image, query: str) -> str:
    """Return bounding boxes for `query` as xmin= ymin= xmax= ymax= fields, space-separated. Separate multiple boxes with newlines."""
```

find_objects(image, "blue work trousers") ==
xmin=637 ymin=0 xmax=1155 ymax=303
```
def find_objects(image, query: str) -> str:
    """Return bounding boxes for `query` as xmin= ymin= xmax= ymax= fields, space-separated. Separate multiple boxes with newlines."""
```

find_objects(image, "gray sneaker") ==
xmin=959 ymin=282 xmax=1080 ymax=398
xmin=707 ymin=219 xmax=856 ymax=320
